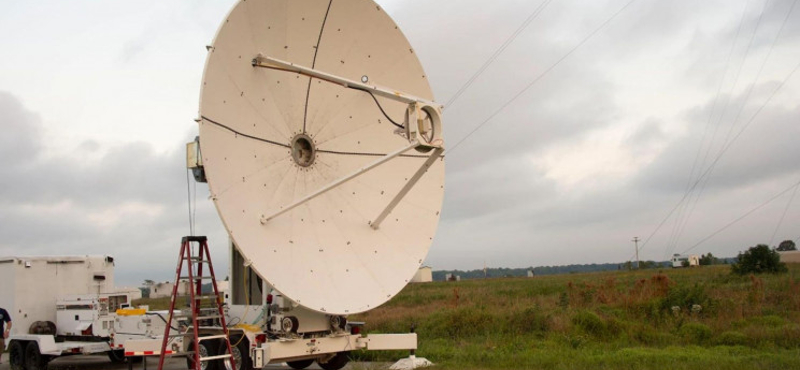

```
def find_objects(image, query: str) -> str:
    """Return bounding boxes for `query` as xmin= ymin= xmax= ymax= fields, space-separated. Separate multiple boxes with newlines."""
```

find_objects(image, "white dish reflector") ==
xmin=198 ymin=0 xmax=444 ymax=315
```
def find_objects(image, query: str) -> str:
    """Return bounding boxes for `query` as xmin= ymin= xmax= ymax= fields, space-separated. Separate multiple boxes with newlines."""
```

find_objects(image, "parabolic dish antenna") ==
xmin=198 ymin=0 xmax=445 ymax=315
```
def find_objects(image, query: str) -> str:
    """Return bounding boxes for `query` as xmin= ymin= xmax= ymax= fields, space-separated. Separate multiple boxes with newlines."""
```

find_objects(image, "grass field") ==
xmin=135 ymin=265 xmax=800 ymax=369
xmin=350 ymin=264 xmax=800 ymax=369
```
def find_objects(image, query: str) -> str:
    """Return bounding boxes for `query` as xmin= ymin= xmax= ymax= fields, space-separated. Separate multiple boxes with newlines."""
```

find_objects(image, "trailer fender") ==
xmin=8 ymin=335 xmax=60 ymax=356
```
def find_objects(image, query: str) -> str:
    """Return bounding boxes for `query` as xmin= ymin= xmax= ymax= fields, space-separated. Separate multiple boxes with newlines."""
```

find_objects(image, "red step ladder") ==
xmin=157 ymin=236 xmax=237 ymax=370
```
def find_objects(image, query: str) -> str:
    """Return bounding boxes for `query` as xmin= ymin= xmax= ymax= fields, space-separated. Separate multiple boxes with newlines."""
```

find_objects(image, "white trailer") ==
xmin=0 ymin=256 xmax=161 ymax=370
xmin=125 ymin=243 xmax=418 ymax=370
xmin=174 ymin=244 xmax=418 ymax=370
xmin=671 ymin=254 xmax=700 ymax=268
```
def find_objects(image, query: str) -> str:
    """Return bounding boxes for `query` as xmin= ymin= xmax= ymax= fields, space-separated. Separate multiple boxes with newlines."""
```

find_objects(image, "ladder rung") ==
xmin=168 ymin=333 xmax=192 ymax=338
xmin=201 ymin=354 xmax=232 ymax=362
xmin=183 ymin=257 xmax=210 ymax=263
xmin=180 ymin=275 xmax=215 ymax=280
xmin=198 ymin=334 xmax=229 ymax=341
xmin=190 ymin=295 xmax=220 ymax=300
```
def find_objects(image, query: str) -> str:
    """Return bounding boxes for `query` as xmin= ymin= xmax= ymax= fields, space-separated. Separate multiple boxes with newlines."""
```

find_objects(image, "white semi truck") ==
xmin=0 ymin=256 xmax=171 ymax=370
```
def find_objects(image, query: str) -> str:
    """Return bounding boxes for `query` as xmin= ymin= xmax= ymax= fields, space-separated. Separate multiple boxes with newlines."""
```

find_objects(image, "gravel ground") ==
xmin=0 ymin=353 xmax=391 ymax=370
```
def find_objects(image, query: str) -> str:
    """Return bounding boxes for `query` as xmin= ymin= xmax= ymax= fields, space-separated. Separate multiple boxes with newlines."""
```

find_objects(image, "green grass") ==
xmin=351 ymin=264 xmax=800 ymax=369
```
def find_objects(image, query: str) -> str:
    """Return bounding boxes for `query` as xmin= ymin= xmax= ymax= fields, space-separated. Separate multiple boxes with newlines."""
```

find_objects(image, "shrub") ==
xmin=731 ymin=244 xmax=787 ymax=275
xmin=572 ymin=310 xmax=605 ymax=335
xmin=634 ymin=327 xmax=678 ymax=346
xmin=508 ymin=306 xmax=549 ymax=334
xmin=423 ymin=306 xmax=495 ymax=338
xmin=748 ymin=315 xmax=786 ymax=327
xmin=661 ymin=283 xmax=710 ymax=313
xmin=714 ymin=331 xmax=749 ymax=346
xmin=679 ymin=322 xmax=713 ymax=344
xmin=571 ymin=310 xmax=619 ymax=339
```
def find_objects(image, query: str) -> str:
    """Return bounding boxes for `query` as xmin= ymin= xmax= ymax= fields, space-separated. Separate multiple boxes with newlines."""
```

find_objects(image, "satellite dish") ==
xmin=198 ymin=0 xmax=445 ymax=315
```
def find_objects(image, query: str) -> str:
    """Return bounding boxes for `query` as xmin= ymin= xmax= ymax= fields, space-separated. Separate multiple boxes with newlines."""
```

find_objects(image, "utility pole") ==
xmin=632 ymin=237 xmax=640 ymax=269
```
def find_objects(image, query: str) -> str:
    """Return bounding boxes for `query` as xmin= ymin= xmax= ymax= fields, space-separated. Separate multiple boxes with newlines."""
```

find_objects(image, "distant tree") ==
xmin=143 ymin=279 xmax=155 ymax=286
xmin=699 ymin=253 xmax=719 ymax=266
xmin=777 ymin=240 xmax=797 ymax=251
xmin=640 ymin=261 xmax=659 ymax=269
xmin=731 ymin=244 xmax=788 ymax=275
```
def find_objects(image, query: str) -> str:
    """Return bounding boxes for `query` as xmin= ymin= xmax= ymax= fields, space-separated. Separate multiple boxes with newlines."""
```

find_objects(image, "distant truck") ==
xmin=671 ymin=254 xmax=700 ymax=268
xmin=0 ymin=256 xmax=172 ymax=370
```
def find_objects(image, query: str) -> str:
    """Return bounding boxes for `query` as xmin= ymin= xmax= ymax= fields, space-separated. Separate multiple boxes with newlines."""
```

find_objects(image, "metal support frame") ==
xmin=261 ymin=141 xmax=419 ymax=224
xmin=253 ymin=55 xmax=439 ymax=107
xmin=371 ymin=148 xmax=443 ymax=229
xmin=253 ymin=54 xmax=446 ymax=227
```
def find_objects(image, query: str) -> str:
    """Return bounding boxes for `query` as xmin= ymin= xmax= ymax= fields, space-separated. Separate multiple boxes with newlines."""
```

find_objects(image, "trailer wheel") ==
xmin=280 ymin=316 xmax=299 ymax=334
xmin=219 ymin=335 xmax=250 ymax=370
xmin=187 ymin=340 xmax=218 ymax=370
xmin=286 ymin=359 xmax=314 ymax=369
xmin=108 ymin=349 xmax=127 ymax=363
xmin=8 ymin=340 xmax=26 ymax=370
xmin=24 ymin=342 xmax=50 ymax=370
xmin=316 ymin=352 xmax=350 ymax=370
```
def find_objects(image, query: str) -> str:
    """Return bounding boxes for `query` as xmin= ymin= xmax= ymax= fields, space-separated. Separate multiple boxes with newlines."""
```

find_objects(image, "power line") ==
xmin=443 ymin=0 xmax=553 ymax=110
xmin=669 ymin=0 xmax=799 ymax=257
xmin=664 ymin=0 xmax=774 ymax=260
xmin=719 ymin=0 xmax=795 ymax=156
xmin=447 ymin=0 xmax=639 ymax=154
xmin=633 ymin=55 xmax=800 ymax=260
xmin=769 ymin=180 xmax=799 ymax=246
xmin=682 ymin=179 xmax=800 ymax=254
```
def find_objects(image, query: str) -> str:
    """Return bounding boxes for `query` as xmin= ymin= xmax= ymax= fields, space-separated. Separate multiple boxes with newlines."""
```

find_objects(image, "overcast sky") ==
xmin=1 ymin=0 xmax=799 ymax=287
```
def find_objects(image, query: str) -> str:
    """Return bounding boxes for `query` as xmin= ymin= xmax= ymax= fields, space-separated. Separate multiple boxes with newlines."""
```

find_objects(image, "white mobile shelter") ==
xmin=0 ymin=255 xmax=116 ymax=335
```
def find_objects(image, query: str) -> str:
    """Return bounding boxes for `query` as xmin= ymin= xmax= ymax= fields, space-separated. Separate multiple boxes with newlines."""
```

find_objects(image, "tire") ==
xmin=317 ymin=352 xmax=350 ymax=370
xmin=186 ymin=340 xmax=219 ymax=370
xmin=28 ymin=321 xmax=56 ymax=335
xmin=219 ymin=336 xmax=251 ymax=370
xmin=9 ymin=340 xmax=26 ymax=370
xmin=286 ymin=359 xmax=315 ymax=369
xmin=108 ymin=349 xmax=127 ymax=364
xmin=280 ymin=316 xmax=299 ymax=334
xmin=24 ymin=342 xmax=50 ymax=370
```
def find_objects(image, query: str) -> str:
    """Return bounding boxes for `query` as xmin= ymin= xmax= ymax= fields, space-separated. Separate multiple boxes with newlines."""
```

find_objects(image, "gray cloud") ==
xmin=636 ymin=81 xmax=800 ymax=194
xmin=0 ymin=92 xmax=41 ymax=164
xmin=2 ymin=0 xmax=799 ymax=282
xmin=0 ymin=92 xmax=228 ymax=286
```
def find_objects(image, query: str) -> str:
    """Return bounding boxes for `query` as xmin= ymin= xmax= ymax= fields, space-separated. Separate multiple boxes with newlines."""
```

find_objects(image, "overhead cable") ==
xmin=769 ymin=181 xmax=799 ymax=246
xmin=632 ymin=56 xmax=800 ymax=259
xmin=664 ymin=0 xmax=787 ymax=259
xmin=666 ymin=0 xmax=798 ymax=258
xmin=448 ymin=0 xmax=639 ymax=155
xmin=662 ymin=0 xmax=751 ymax=260
xmin=682 ymin=179 xmax=800 ymax=254
xmin=443 ymin=0 xmax=553 ymax=110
